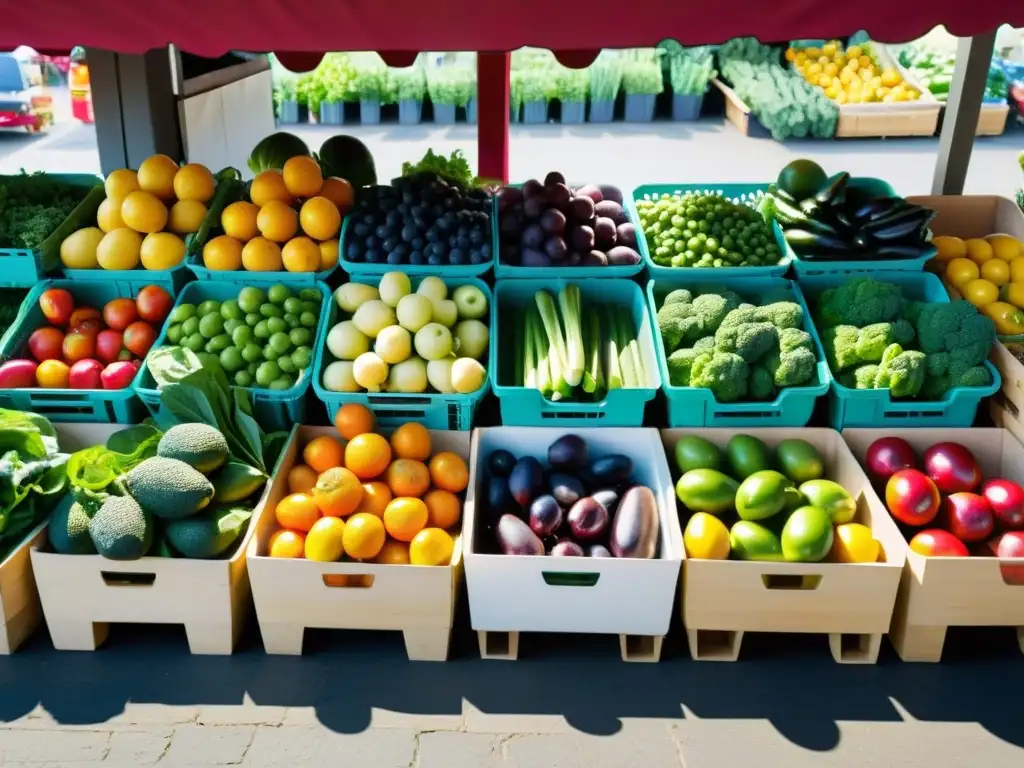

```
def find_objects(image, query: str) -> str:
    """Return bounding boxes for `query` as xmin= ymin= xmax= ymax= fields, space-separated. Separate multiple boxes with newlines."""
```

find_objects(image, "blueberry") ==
xmin=457 ymin=236 xmax=471 ymax=250
xmin=387 ymin=251 xmax=404 ymax=265
xmin=426 ymin=230 xmax=439 ymax=243
xmin=429 ymin=242 xmax=445 ymax=256
xmin=346 ymin=241 xmax=363 ymax=258
xmin=450 ymin=248 xmax=467 ymax=264
xmin=431 ymin=204 xmax=445 ymax=218
xmin=427 ymin=253 xmax=443 ymax=266
xmin=401 ymin=225 xmax=417 ymax=242
xmin=365 ymin=249 xmax=382 ymax=263
xmin=448 ymin=235 xmax=459 ymax=248
xmin=402 ymin=192 xmax=415 ymax=205
xmin=386 ymin=211 xmax=401 ymax=227
xmin=435 ymin=217 xmax=449 ymax=231
xmin=383 ymin=236 xmax=400 ymax=251
xmin=362 ymin=213 xmax=376 ymax=226
xmin=352 ymin=222 xmax=368 ymax=238
xmin=481 ymin=242 xmax=493 ymax=258
xmin=392 ymin=243 xmax=408 ymax=257
xmin=470 ymin=229 xmax=485 ymax=245
xmin=397 ymin=203 xmax=410 ymax=217
xmin=375 ymin=224 xmax=389 ymax=239
xmin=365 ymin=235 xmax=379 ymax=249
xmin=409 ymin=250 xmax=424 ymax=265
xmin=471 ymin=250 xmax=487 ymax=264
xmin=411 ymin=237 xmax=425 ymax=250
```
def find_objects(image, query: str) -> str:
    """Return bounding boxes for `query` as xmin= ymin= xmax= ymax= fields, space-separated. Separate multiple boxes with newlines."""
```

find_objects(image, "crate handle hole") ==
xmin=541 ymin=411 xmax=603 ymax=421
xmin=694 ymin=629 xmax=740 ymax=659
xmin=541 ymin=572 xmax=600 ymax=587
xmin=368 ymin=395 xmax=431 ymax=406
xmin=883 ymin=409 xmax=944 ymax=418
xmin=623 ymin=635 xmax=658 ymax=661
xmin=998 ymin=563 xmax=1024 ymax=586
xmin=100 ymin=571 xmax=156 ymax=587
xmin=762 ymin=574 xmax=822 ymax=590
xmin=837 ymin=633 xmax=874 ymax=662
xmin=713 ymin=410 xmax=778 ymax=419
xmin=483 ymin=631 xmax=513 ymax=657
xmin=323 ymin=574 xmax=375 ymax=589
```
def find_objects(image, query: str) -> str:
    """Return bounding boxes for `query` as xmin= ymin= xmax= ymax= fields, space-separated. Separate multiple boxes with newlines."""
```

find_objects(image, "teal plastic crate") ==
xmin=185 ymin=173 xmax=337 ymax=285
xmin=798 ymin=271 xmax=1001 ymax=429
xmin=134 ymin=279 xmax=332 ymax=432
xmin=629 ymin=183 xmax=792 ymax=279
xmin=789 ymin=176 xmax=937 ymax=277
xmin=0 ymin=174 xmax=104 ymax=287
xmin=0 ymin=279 xmax=147 ymax=422
xmin=648 ymin=276 xmax=830 ymax=427
xmin=493 ymin=183 xmax=643 ymax=278
xmin=491 ymin=278 xmax=659 ymax=427
xmin=313 ymin=276 xmax=491 ymax=430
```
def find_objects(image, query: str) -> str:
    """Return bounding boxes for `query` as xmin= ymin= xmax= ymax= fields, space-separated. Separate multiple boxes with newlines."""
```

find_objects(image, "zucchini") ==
xmin=814 ymin=172 xmax=850 ymax=207
xmin=772 ymin=195 xmax=812 ymax=226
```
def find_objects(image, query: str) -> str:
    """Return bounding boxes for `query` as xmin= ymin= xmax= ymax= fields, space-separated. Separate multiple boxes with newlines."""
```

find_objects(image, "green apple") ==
xmin=451 ymin=357 xmax=486 ymax=393
xmin=431 ymin=299 xmax=458 ymax=327
xmin=427 ymin=358 xmax=456 ymax=393
xmin=389 ymin=357 xmax=428 ymax=393
xmin=334 ymin=282 xmax=379 ymax=313
xmin=351 ymin=300 xmax=396 ymax=338
xmin=374 ymin=325 xmax=412 ymax=364
xmin=417 ymin=276 xmax=448 ymax=304
xmin=452 ymin=284 xmax=488 ymax=320
xmin=322 ymin=360 xmax=359 ymax=392
xmin=396 ymin=294 xmax=433 ymax=332
xmin=454 ymin=319 xmax=489 ymax=360
xmin=378 ymin=271 xmax=411 ymax=308
xmin=414 ymin=323 xmax=454 ymax=361
xmin=352 ymin=351 xmax=388 ymax=392
xmin=326 ymin=320 xmax=369 ymax=360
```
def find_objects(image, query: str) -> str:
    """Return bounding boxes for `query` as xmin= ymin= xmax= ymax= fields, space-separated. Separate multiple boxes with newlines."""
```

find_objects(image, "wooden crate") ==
xmin=463 ymin=427 xmax=682 ymax=662
xmin=665 ymin=428 xmax=906 ymax=663
xmin=30 ymin=422 xmax=272 ymax=655
xmin=975 ymin=103 xmax=1010 ymax=137
xmin=712 ymin=78 xmax=771 ymax=138
xmin=844 ymin=428 xmax=1024 ymax=662
xmin=247 ymin=425 xmax=469 ymax=661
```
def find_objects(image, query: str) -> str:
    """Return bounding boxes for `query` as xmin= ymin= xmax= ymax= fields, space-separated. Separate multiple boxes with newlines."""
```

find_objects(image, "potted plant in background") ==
xmin=427 ymin=69 xmax=459 ymax=124
xmin=296 ymin=71 xmax=325 ymax=124
xmin=351 ymin=57 xmax=385 ymax=125
xmin=510 ymin=72 xmax=523 ymax=123
xmin=317 ymin=53 xmax=354 ymax=125
xmin=622 ymin=49 xmax=664 ymax=122
xmin=392 ymin=65 xmax=426 ymax=125
xmin=664 ymin=43 xmax=715 ymax=121
xmin=557 ymin=65 xmax=588 ymax=124
xmin=521 ymin=69 xmax=550 ymax=124
xmin=274 ymin=80 xmax=300 ymax=124
xmin=588 ymin=52 xmax=623 ymax=122
xmin=451 ymin=67 xmax=476 ymax=123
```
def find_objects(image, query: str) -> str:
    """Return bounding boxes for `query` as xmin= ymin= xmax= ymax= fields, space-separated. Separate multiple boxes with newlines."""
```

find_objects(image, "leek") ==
xmin=582 ymin=305 xmax=604 ymax=398
xmin=605 ymin=311 xmax=624 ymax=392
xmin=617 ymin=309 xmax=641 ymax=389
xmin=530 ymin=304 xmax=554 ymax=399
xmin=524 ymin=306 xmax=538 ymax=390
xmin=514 ymin=307 xmax=527 ymax=388
xmin=535 ymin=290 xmax=569 ymax=396
xmin=558 ymin=284 xmax=584 ymax=387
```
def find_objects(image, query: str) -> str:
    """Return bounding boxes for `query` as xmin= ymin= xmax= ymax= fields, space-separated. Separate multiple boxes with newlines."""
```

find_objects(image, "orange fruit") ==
xmin=136 ymin=154 xmax=179 ymax=200
xmin=423 ymin=489 xmax=462 ymax=530
xmin=965 ymin=238 xmax=994 ymax=264
xmin=375 ymin=539 xmax=410 ymax=565
xmin=303 ymin=435 xmax=345 ymax=473
xmin=981 ymin=258 xmax=1010 ymax=286
xmin=283 ymin=155 xmax=323 ymax=198
xmin=383 ymin=497 xmax=429 ymax=542
xmin=249 ymin=170 xmax=293 ymax=208
xmin=221 ymin=201 xmax=260 ymax=241
xmin=173 ymin=163 xmax=216 ymax=203
xmin=319 ymin=239 xmax=339 ymax=271
xmin=268 ymin=529 xmax=306 ymax=558
xmin=946 ymin=257 xmax=980 ymax=290
xmin=312 ymin=466 xmax=363 ymax=517
xmin=987 ymin=233 xmax=1024 ymax=262
xmin=389 ymin=422 xmax=431 ymax=461
xmin=299 ymin=196 xmax=342 ymax=240
xmin=345 ymin=433 xmax=392 ymax=480
xmin=104 ymin=168 xmax=139 ymax=200
xmin=120 ymin=190 xmax=168 ymax=233
xmin=241 ymin=236 xmax=283 ymax=272
xmin=932 ymin=235 xmax=967 ymax=263
xmin=257 ymin=201 xmax=299 ymax=243
xmin=203 ymin=234 xmax=243 ymax=271
xmin=287 ymin=464 xmax=318 ymax=494
xmin=354 ymin=481 xmax=392 ymax=518
xmin=168 ymin=199 xmax=207 ymax=235
xmin=281 ymin=236 xmax=322 ymax=273
xmin=318 ymin=177 xmax=355 ymax=215
xmin=386 ymin=459 xmax=431 ymax=498
xmin=409 ymin=528 xmax=454 ymax=566
xmin=428 ymin=451 xmax=469 ymax=493
xmin=275 ymin=493 xmax=320 ymax=532
xmin=342 ymin=512 xmax=386 ymax=560
xmin=334 ymin=402 xmax=375 ymax=440
xmin=304 ymin=516 xmax=346 ymax=562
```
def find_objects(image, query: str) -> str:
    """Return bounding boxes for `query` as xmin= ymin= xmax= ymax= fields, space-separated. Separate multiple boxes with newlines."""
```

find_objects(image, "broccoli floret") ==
xmin=873 ymin=343 xmax=904 ymax=389
xmin=771 ymin=347 xmax=817 ymax=387
xmin=667 ymin=348 xmax=702 ymax=386
xmin=750 ymin=365 xmax=776 ymax=400
xmin=848 ymin=364 xmax=880 ymax=389
xmin=822 ymin=325 xmax=860 ymax=371
xmin=903 ymin=300 xmax=927 ymax=325
xmin=715 ymin=321 xmax=778 ymax=363
xmin=664 ymin=289 xmax=693 ymax=306
xmin=926 ymin=352 xmax=950 ymax=377
xmin=692 ymin=292 xmax=743 ymax=333
xmin=953 ymin=365 xmax=993 ymax=388
xmin=759 ymin=301 xmax=803 ymax=330
xmin=887 ymin=350 xmax=927 ymax=398
xmin=718 ymin=305 xmax=763 ymax=330
xmin=657 ymin=301 xmax=703 ymax=352
xmin=921 ymin=374 xmax=951 ymax=400
xmin=855 ymin=323 xmax=896 ymax=363
xmin=818 ymin=277 xmax=904 ymax=327
xmin=892 ymin=318 xmax=916 ymax=346
xmin=915 ymin=301 xmax=996 ymax=379
xmin=690 ymin=352 xmax=749 ymax=402
xmin=693 ymin=336 xmax=716 ymax=353
xmin=779 ymin=327 xmax=813 ymax=354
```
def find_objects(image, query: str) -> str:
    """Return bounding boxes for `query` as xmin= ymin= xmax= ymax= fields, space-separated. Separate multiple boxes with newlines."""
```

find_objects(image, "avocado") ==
xmin=49 ymin=497 xmax=96 ymax=555
xmin=775 ymin=439 xmax=825 ymax=484
xmin=675 ymin=468 xmax=739 ymax=515
xmin=674 ymin=436 xmax=723 ymax=474
xmin=729 ymin=521 xmax=784 ymax=561
xmin=164 ymin=506 xmax=253 ymax=559
xmin=125 ymin=457 xmax=215 ymax=520
xmin=726 ymin=434 xmax=773 ymax=480
xmin=777 ymin=159 xmax=827 ymax=201
xmin=781 ymin=505 xmax=834 ymax=562
xmin=799 ymin=479 xmax=857 ymax=524
xmin=88 ymin=496 xmax=153 ymax=560
xmin=157 ymin=423 xmax=229 ymax=474
xmin=736 ymin=470 xmax=793 ymax=521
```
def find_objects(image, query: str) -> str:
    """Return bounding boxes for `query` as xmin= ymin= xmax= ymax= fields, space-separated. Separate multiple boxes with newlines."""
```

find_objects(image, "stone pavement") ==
xmin=1 ymin=618 xmax=1023 ymax=767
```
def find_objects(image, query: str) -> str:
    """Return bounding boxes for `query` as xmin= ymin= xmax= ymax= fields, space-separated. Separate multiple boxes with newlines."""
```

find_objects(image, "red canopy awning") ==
xmin=2 ymin=0 xmax=1020 ymax=56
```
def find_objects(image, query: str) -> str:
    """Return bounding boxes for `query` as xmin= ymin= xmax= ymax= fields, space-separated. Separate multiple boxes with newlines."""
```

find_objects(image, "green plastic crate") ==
xmin=491 ymin=278 xmax=659 ymax=427
xmin=648 ymin=276 xmax=830 ymax=427
xmin=134 ymin=279 xmax=332 ymax=431
xmin=313 ymin=276 xmax=491 ymax=430
xmin=798 ymin=271 xmax=1000 ymax=429
xmin=0 ymin=279 xmax=147 ymax=422
xmin=629 ymin=183 xmax=792 ymax=279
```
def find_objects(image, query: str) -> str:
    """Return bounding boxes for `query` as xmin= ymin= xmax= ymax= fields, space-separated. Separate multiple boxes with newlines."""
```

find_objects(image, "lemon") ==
xmin=319 ymin=239 xmax=339 ymax=271
xmin=963 ymin=278 xmax=999 ymax=308
xmin=299 ymin=196 xmax=341 ymax=240
xmin=172 ymin=163 xmax=215 ymax=203
xmin=304 ymin=516 xmax=346 ymax=562
xmin=168 ymin=199 xmax=207 ymax=235
xmin=409 ymin=527 xmax=454 ymax=566
xmin=121 ymin=190 xmax=168 ymax=234
xmin=60 ymin=227 xmax=104 ymax=269
xmin=931 ymin=235 xmax=967 ymax=263
xmin=137 ymin=154 xmax=179 ymax=200
xmin=104 ymin=169 xmax=139 ymax=200
xmin=96 ymin=228 xmax=143 ymax=270
xmin=203 ymin=235 xmax=244 ymax=271
xmin=96 ymin=197 xmax=126 ymax=232
xmin=981 ymin=258 xmax=1010 ymax=286
xmin=683 ymin=512 xmax=730 ymax=560
xmin=221 ymin=201 xmax=260 ymax=241
xmin=965 ymin=238 xmax=994 ymax=264
xmin=986 ymin=233 xmax=1024 ymax=262
xmin=282 ymin=236 xmax=321 ymax=273
xmin=257 ymin=201 xmax=299 ymax=243
xmin=833 ymin=523 xmax=880 ymax=563
xmin=342 ymin=512 xmax=386 ymax=561
xmin=140 ymin=232 xmax=186 ymax=270
xmin=282 ymin=155 xmax=323 ymax=198
xmin=241 ymin=237 xmax=283 ymax=272
xmin=946 ymin=257 xmax=980 ymax=290
xmin=249 ymin=170 xmax=293 ymax=208
xmin=1010 ymin=256 xmax=1024 ymax=284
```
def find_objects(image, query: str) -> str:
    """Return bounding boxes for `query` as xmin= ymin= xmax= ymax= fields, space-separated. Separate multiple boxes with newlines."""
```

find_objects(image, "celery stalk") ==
xmin=558 ymin=285 xmax=584 ymax=387
xmin=535 ymin=290 xmax=570 ymax=396
xmin=617 ymin=309 xmax=640 ymax=389
xmin=523 ymin=306 xmax=538 ymax=390
xmin=529 ymin=305 xmax=554 ymax=399
xmin=582 ymin=305 xmax=604 ymax=399
xmin=605 ymin=310 xmax=624 ymax=392
xmin=513 ymin=307 xmax=527 ymax=388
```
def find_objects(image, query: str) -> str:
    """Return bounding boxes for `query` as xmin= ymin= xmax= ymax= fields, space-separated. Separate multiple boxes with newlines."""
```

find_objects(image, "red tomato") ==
xmin=135 ymin=285 xmax=173 ymax=324
xmin=27 ymin=327 xmax=65 ymax=362
xmin=103 ymin=298 xmax=139 ymax=331
xmin=95 ymin=329 xmax=124 ymax=364
xmin=39 ymin=289 xmax=74 ymax=327
xmin=62 ymin=331 xmax=97 ymax=364
xmin=123 ymin=321 xmax=156 ymax=358
xmin=68 ymin=306 xmax=102 ymax=329
xmin=71 ymin=318 xmax=103 ymax=338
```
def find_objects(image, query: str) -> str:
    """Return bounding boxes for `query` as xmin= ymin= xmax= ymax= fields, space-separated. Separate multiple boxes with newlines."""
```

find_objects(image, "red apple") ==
xmin=993 ymin=531 xmax=1024 ymax=559
xmin=981 ymin=478 xmax=1024 ymax=530
xmin=923 ymin=442 xmax=981 ymax=493
xmin=886 ymin=468 xmax=941 ymax=527
xmin=39 ymin=288 xmax=74 ymax=327
xmin=27 ymin=327 xmax=65 ymax=362
xmin=944 ymin=492 xmax=994 ymax=543
xmin=100 ymin=360 xmax=138 ymax=390
xmin=68 ymin=359 xmax=103 ymax=389
xmin=865 ymin=437 xmax=917 ymax=483
xmin=95 ymin=330 xmax=124 ymax=364
xmin=910 ymin=529 xmax=970 ymax=557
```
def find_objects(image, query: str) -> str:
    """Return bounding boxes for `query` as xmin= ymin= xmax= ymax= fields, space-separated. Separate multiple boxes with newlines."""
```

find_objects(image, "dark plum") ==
xmin=567 ymin=251 xmax=582 ymax=266
xmin=545 ymin=183 xmax=572 ymax=210
xmin=598 ymin=184 xmax=624 ymax=204
xmin=523 ymin=195 xmax=546 ymax=220
xmin=616 ymin=222 xmax=637 ymax=249
xmin=500 ymin=210 xmax=524 ymax=238
xmin=574 ymin=184 xmax=603 ymax=204
xmin=610 ymin=486 xmax=660 ymax=559
xmin=550 ymin=540 xmax=585 ymax=557
xmin=508 ymin=456 xmax=545 ymax=507
xmin=497 ymin=186 xmax=522 ymax=211
xmin=568 ymin=196 xmax=596 ymax=222
xmin=569 ymin=225 xmax=595 ymax=251
xmin=521 ymin=224 xmax=545 ymax=249
xmin=548 ymin=434 xmax=589 ymax=471
xmin=606 ymin=246 xmax=641 ymax=266
xmin=593 ymin=217 xmax=617 ymax=249
xmin=500 ymin=242 xmax=519 ymax=264
xmin=486 ymin=475 xmax=519 ymax=523
xmin=544 ymin=171 xmax=567 ymax=187
xmin=540 ymin=208 xmax=566 ymax=235
xmin=488 ymin=449 xmax=517 ymax=476
xmin=522 ymin=248 xmax=551 ymax=267
xmin=528 ymin=494 xmax=564 ymax=537
xmin=591 ymin=488 xmax=620 ymax=514
xmin=496 ymin=514 xmax=545 ymax=555
xmin=594 ymin=200 xmax=627 ymax=225
xmin=522 ymin=179 xmax=544 ymax=199
xmin=588 ymin=544 xmax=613 ymax=558
xmin=580 ymin=251 xmax=608 ymax=267
xmin=568 ymin=497 xmax=610 ymax=541
xmin=549 ymin=473 xmax=586 ymax=507
xmin=544 ymin=236 xmax=568 ymax=262
xmin=590 ymin=455 xmax=633 ymax=485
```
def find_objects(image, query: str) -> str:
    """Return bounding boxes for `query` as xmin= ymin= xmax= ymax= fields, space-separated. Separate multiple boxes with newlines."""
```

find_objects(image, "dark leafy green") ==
xmin=0 ymin=172 xmax=92 ymax=249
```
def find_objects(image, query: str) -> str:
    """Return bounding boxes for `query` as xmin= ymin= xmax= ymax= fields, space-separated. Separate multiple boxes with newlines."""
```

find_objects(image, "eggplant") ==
xmin=548 ymin=434 xmax=589 ymax=470
xmin=508 ymin=456 xmax=545 ymax=507
xmin=551 ymin=540 xmax=585 ymax=557
xmin=567 ymin=497 xmax=610 ymax=541
xmin=610 ymin=486 xmax=660 ymax=559
xmin=872 ymin=243 xmax=938 ymax=261
xmin=861 ymin=206 xmax=935 ymax=242
xmin=496 ymin=514 xmax=545 ymax=555
xmin=852 ymin=197 xmax=905 ymax=223
xmin=528 ymin=495 xmax=565 ymax=537
xmin=784 ymin=229 xmax=856 ymax=256
xmin=814 ymin=172 xmax=850 ymax=207
xmin=488 ymin=449 xmax=517 ymax=476
xmin=588 ymin=544 xmax=613 ymax=558
xmin=589 ymin=454 xmax=633 ymax=486
xmin=486 ymin=475 xmax=519 ymax=523
xmin=549 ymin=473 xmax=586 ymax=507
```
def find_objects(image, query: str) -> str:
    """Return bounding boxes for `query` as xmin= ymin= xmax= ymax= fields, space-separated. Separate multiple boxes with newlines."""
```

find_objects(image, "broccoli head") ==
xmin=873 ymin=343 xmax=904 ymax=389
xmin=818 ymin=277 xmax=904 ymax=327
xmin=839 ymin=363 xmax=880 ymax=390
xmin=667 ymin=348 xmax=702 ymax=387
xmin=718 ymin=305 xmax=763 ymax=330
xmin=693 ymin=336 xmax=716 ymax=353
xmin=892 ymin=318 xmax=916 ymax=346
xmin=759 ymin=301 xmax=804 ymax=330
xmin=887 ymin=350 xmax=927 ymax=398
xmin=715 ymin=321 xmax=778 ymax=363
xmin=664 ymin=288 xmax=693 ymax=307
xmin=779 ymin=327 xmax=813 ymax=354
xmin=657 ymin=301 xmax=703 ymax=352
xmin=921 ymin=374 xmax=951 ymax=400
xmin=953 ymin=365 xmax=993 ymax=388
xmin=768 ymin=347 xmax=817 ymax=388
xmin=855 ymin=323 xmax=896 ymax=363
xmin=914 ymin=301 xmax=996 ymax=379
xmin=690 ymin=352 xmax=749 ymax=402
xmin=750 ymin=365 xmax=776 ymax=400
xmin=822 ymin=325 xmax=860 ymax=371
xmin=691 ymin=292 xmax=743 ymax=333
xmin=925 ymin=352 xmax=950 ymax=377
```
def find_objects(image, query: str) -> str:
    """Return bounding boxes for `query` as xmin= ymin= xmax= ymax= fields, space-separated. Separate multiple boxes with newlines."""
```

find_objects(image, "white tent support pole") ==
xmin=931 ymin=31 xmax=997 ymax=195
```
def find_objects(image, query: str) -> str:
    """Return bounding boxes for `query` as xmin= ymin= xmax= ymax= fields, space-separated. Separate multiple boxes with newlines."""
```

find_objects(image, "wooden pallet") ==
xmin=0 ymin=523 xmax=46 ymax=655
xmin=686 ymin=628 xmax=883 ymax=664
xmin=476 ymin=630 xmax=665 ymax=663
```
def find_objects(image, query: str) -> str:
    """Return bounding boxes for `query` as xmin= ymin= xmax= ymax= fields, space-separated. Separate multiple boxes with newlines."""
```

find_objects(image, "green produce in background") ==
xmin=726 ymin=434 xmax=773 ymax=479
xmin=675 ymin=468 xmax=739 ymax=515
xmin=674 ymin=435 xmax=723 ymax=473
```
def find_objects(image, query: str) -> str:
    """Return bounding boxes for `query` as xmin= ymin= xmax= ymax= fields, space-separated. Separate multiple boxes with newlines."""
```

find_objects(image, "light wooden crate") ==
xmin=975 ymin=103 xmax=1011 ymax=137
xmin=844 ymin=428 xmax=1024 ymax=662
xmin=247 ymin=425 xmax=468 ymax=661
xmin=463 ymin=427 xmax=682 ymax=663
xmin=664 ymin=427 xmax=906 ymax=664
xmin=713 ymin=78 xmax=770 ymax=138
xmin=30 ymin=422 xmax=273 ymax=655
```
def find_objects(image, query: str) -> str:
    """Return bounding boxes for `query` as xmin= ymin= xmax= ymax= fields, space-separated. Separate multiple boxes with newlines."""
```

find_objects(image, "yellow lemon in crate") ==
xmin=304 ymin=516 xmax=346 ymax=562
xmin=931 ymin=235 xmax=967 ymax=263
xmin=319 ymin=239 xmax=339 ymax=271
xmin=96 ymin=196 xmax=126 ymax=232
xmin=342 ymin=512 xmax=386 ymax=561
xmin=249 ymin=170 xmax=293 ymax=208
xmin=1000 ymin=282 xmax=1024 ymax=309
xmin=121 ymin=190 xmax=168 ymax=234
xmin=168 ymin=199 xmax=207 ymax=235
xmin=299 ymin=196 xmax=341 ymax=240
xmin=986 ymin=233 xmax=1024 ymax=262
xmin=683 ymin=512 xmax=730 ymax=560
xmin=203 ymin=234 xmax=244 ymax=271
xmin=137 ymin=154 xmax=179 ymax=201
xmin=963 ymin=278 xmax=999 ymax=308
xmin=257 ymin=201 xmax=299 ymax=243
xmin=60 ymin=227 xmax=104 ymax=269
xmin=1010 ymin=257 xmax=1024 ymax=284
xmin=221 ymin=201 xmax=260 ymax=241
xmin=282 ymin=236 xmax=321 ymax=273
xmin=409 ymin=528 xmax=454 ymax=566
xmin=96 ymin=227 xmax=143 ymax=270
xmin=375 ymin=539 xmax=410 ymax=565
xmin=173 ymin=163 xmax=215 ymax=203
xmin=946 ymin=257 xmax=980 ymax=290
xmin=104 ymin=168 xmax=139 ymax=200
xmin=832 ymin=523 xmax=880 ymax=564
xmin=268 ymin=529 xmax=305 ymax=558
xmin=965 ymin=238 xmax=995 ymax=264
xmin=981 ymin=258 xmax=1011 ymax=286
xmin=283 ymin=155 xmax=323 ymax=198
xmin=140 ymin=232 xmax=186 ymax=270
xmin=241 ymin=236 xmax=283 ymax=271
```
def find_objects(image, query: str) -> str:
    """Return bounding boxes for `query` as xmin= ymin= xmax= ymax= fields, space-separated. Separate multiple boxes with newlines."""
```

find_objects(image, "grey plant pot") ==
xmin=561 ymin=101 xmax=585 ymax=124
xmin=672 ymin=93 xmax=704 ymax=122
xmin=467 ymin=99 xmax=477 ymax=124
xmin=320 ymin=101 xmax=345 ymax=125
xmin=588 ymin=100 xmax=615 ymax=123
xmin=360 ymin=99 xmax=381 ymax=125
xmin=523 ymin=101 xmax=548 ymax=124
xmin=510 ymin=104 xmax=521 ymax=123
xmin=624 ymin=94 xmax=656 ymax=123
xmin=277 ymin=99 xmax=300 ymax=124
xmin=434 ymin=103 xmax=456 ymax=124
xmin=399 ymin=100 xmax=422 ymax=125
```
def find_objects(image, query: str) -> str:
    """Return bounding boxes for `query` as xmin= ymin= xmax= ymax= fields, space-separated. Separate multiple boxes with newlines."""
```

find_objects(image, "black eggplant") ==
xmin=852 ymin=197 xmax=906 ymax=223
xmin=814 ymin=172 xmax=850 ymax=207
xmin=784 ymin=229 xmax=856 ymax=256
xmin=861 ymin=207 xmax=935 ymax=242
xmin=872 ymin=243 xmax=936 ymax=260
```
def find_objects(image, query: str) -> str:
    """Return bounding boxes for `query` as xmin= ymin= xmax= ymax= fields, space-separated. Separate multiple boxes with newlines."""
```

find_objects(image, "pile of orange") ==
xmin=267 ymin=404 xmax=465 ymax=566
xmin=203 ymin=156 xmax=355 ymax=275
